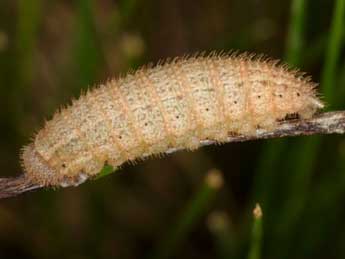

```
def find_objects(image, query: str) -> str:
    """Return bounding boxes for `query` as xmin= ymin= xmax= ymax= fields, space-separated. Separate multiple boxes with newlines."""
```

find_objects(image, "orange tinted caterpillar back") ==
xmin=0 ymin=52 xmax=324 ymax=197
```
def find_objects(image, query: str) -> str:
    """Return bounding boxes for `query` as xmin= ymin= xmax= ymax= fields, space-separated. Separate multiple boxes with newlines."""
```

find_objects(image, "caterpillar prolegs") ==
xmin=0 ymin=52 xmax=324 ymax=198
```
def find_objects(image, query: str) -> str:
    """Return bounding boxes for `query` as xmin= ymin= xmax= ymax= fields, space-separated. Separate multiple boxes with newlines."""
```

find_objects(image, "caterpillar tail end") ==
xmin=0 ymin=175 xmax=43 ymax=199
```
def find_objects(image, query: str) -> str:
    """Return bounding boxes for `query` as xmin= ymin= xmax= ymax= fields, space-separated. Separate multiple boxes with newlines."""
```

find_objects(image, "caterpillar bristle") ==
xmin=0 ymin=176 xmax=42 ymax=199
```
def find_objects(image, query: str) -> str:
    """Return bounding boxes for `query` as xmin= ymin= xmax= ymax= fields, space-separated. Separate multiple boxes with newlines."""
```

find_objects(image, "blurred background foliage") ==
xmin=0 ymin=0 xmax=344 ymax=258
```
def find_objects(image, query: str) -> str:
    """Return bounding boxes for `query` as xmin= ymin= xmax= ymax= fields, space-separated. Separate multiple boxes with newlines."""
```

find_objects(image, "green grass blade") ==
xmin=248 ymin=204 xmax=263 ymax=259
xmin=118 ymin=0 xmax=139 ymax=23
xmin=335 ymin=61 xmax=345 ymax=105
xmin=74 ymin=0 xmax=104 ymax=90
xmin=207 ymin=211 xmax=234 ymax=259
xmin=253 ymin=139 xmax=285 ymax=208
xmin=285 ymin=0 xmax=307 ymax=65
xmin=13 ymin=0 xmax=42 ymax=131
xmin=151 ymin=169 xmax=223 ymax=259
xmin=276 ymin=136 xmax=320 ymax=234
xmin=321 ymin=0 xmax=345 ymax=107
xmin=16 ymin=0 xmax=42 ymax=83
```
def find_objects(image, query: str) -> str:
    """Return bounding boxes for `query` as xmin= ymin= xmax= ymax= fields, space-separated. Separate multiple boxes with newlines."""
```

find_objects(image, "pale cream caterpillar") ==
xmin=0 ymin=52 xmax=324 ymax=198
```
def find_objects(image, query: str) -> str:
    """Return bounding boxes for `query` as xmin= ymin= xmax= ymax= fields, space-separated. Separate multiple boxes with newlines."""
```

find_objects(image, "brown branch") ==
xmin=167 ymin=111 xmax=345 ymax=153
xmin=0 ymin=175 xmax=43 ymax=199
xmin=1 ymin=111 xmax=345 ymax=199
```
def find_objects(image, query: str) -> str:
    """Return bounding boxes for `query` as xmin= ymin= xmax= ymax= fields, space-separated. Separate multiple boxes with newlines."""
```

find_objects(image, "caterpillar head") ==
xmin=291 ymin=83 xmax=324 ymax=119
xmin=299 ymin=95 xmax=324 ymax=119
xmin=21 ymin=144 xmax=89 ymax=187
xmin=21 ymin=144 xmax=56 ymax=186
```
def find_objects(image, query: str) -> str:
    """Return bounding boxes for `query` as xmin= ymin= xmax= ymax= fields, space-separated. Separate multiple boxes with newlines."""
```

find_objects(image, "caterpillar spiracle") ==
xmin=0 ymin=52 xmax=324 ymax=198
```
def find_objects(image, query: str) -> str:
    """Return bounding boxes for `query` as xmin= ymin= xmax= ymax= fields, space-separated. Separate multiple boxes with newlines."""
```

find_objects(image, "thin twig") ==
xmin=197 ymin=111 xmax=345 ymax=148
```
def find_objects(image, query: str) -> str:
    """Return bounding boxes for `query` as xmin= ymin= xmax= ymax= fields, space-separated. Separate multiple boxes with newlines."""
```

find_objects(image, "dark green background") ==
xmin=0 ymin=0 xmax=344 ymax=258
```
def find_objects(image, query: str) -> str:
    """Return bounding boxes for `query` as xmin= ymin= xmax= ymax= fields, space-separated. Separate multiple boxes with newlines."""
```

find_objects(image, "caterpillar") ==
xmin=0 ymin=52 xmax=324 ymax=198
